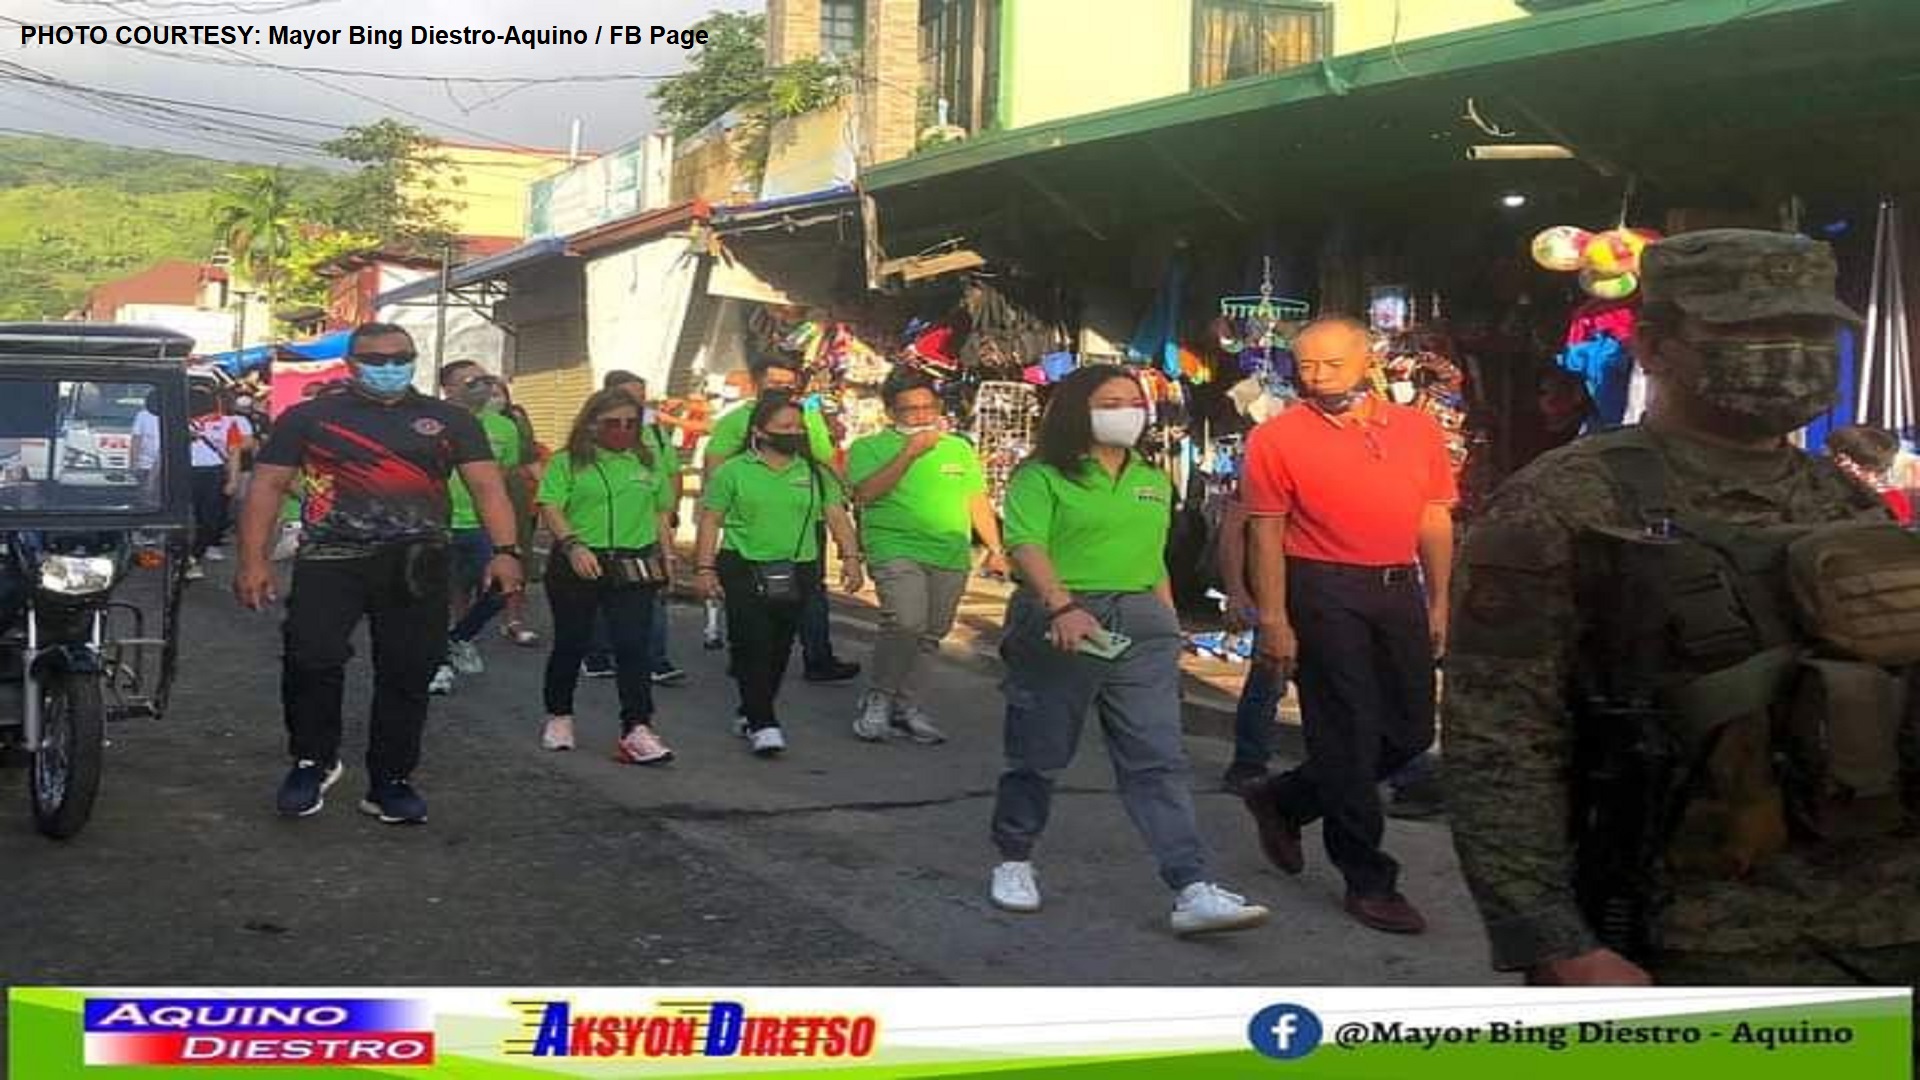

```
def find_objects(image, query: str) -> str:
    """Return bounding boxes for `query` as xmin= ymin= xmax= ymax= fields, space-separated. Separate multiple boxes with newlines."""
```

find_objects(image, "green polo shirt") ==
xmin=706 ymin=400 xmax=835 ymax=464
xmin=536 ymin=448 xmax=674 ymax=549
xmin=702 ymin=451 xmax=843 ymax=562
xmin=847 ymin=431 xmax=984 ymax=571
xmin=1002 ymin=454 xmax=1172 ymax=592
xmin=448 ymin=409 xmax=523 ymax=530
xmin=644 ymin=423 xmax=683 ymax=475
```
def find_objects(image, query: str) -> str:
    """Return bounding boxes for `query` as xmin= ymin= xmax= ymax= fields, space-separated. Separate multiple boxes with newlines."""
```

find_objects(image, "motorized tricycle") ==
xmin=0 ymin=323 xmax=190 ymax=838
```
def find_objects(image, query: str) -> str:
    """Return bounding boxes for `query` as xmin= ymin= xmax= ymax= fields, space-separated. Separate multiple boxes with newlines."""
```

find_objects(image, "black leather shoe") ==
xmin=803 ymin=659 xmax=861 ymax=683
xmin=1240 ymin=778 xmax=1303 ymax=875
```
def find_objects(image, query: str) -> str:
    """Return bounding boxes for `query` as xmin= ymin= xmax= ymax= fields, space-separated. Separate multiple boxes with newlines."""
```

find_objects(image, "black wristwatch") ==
xmin=493 ymin=544 xmax=524 ymax=560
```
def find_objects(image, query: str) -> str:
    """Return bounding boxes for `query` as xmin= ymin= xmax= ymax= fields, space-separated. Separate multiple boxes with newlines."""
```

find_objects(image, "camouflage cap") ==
xmin=1641 ymin=229 xmax=1863 ymax=326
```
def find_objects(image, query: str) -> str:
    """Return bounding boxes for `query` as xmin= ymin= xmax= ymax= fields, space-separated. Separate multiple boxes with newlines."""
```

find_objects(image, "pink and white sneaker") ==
xmin=616 ymin=724 xmax=675 ymax=765
xmin=540 ymin=716 xmax=575 ymax=751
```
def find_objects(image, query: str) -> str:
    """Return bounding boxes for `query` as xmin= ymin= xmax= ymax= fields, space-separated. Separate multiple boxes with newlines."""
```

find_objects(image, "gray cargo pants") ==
xmin=990 ymin=589 xmax=1209 ymax=890
xmin=868 ymin=557 xmax=970 ymax=705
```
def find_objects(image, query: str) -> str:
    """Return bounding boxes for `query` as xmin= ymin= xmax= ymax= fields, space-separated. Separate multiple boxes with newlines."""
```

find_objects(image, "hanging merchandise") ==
xmin=1578 ymin=267 xmax=1640 ymax=301
xmin=1217 ymin=257 xmax=1312 ymax=351
xmin=1560 ymin=332 xmax=1635 ymax=428
xmin=1531 ymin=225 xmax=1593 ymax=272
xmin=961 ymin=277 xmax=1077 ymax=380
xmin=970 ymin=381 xmax=1042 ymax=512
xmin=1129 ymin=255 xmax=1187 ymax=375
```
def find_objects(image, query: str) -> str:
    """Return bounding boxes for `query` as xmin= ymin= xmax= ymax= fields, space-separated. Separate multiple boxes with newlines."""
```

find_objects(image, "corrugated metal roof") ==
xmin=373 ymin=235 xmax=571 ymax=307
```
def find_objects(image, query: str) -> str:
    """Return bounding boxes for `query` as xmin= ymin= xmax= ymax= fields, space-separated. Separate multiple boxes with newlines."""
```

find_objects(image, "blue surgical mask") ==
xmin=355 ymin=362 xmax=416 ymax=398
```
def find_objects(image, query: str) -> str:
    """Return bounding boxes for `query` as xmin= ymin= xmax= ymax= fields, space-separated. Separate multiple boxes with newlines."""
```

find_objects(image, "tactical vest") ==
xmin=1579 ymin=432 xmax=1920 ymax=880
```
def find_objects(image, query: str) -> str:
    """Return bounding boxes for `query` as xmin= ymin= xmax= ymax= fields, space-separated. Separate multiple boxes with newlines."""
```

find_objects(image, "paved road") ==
xmin=0 ymin=561 xmax=1505 ymax=996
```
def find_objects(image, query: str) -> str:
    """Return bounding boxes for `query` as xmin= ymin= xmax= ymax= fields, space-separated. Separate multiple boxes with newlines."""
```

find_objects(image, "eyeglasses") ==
xmin=597 ymin=417 xmax=639 ymax=430
xmin=350 ymin=351 xmax=417 ymax=367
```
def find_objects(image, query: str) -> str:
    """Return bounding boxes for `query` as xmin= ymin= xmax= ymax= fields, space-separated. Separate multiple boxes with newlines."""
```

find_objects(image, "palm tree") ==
xmin=212 ymin=167 xmax=295 ymax=340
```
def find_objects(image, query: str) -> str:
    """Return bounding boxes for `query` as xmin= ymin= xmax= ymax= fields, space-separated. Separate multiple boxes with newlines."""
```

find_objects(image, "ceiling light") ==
xmin=1501 ymin=193 xmax=1529 ymax=209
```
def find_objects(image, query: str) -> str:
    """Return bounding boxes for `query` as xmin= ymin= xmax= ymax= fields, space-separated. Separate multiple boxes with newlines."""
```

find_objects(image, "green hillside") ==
xmin=0 ymin=134 xmax=332 ymax=321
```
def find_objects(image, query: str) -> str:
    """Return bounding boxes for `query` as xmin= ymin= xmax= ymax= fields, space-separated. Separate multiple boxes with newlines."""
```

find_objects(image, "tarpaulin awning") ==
xmin=200 ymin=330 xmax=351 ymax=375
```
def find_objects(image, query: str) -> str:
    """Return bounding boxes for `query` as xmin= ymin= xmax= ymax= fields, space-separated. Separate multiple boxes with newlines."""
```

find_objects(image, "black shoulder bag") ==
xmin=751 ymin=463 xmax=819 ymax=604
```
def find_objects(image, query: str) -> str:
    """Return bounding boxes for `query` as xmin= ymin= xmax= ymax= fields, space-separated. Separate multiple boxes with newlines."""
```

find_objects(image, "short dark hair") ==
xmin=347 ymin=321 xmax=413 ymax=355
xmin=1828 ymin=425 xmax=1900 ymax=472
xmin=749 ymin=355 xmax=803 ymax=384
xmin=880 ymin=367 xmax=936 ymax=408
xmin=438 ymin=360 xmax=481 ymax=387
xmin=604 ymin=369 xmax=642 ymax=390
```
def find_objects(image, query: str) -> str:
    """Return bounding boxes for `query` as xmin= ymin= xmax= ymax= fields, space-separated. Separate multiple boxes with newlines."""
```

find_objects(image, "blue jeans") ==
xmin=448 ymin=529 xmax=503 ymax=645
xmin=1232 ymin=658 xmax=1287 ymax=769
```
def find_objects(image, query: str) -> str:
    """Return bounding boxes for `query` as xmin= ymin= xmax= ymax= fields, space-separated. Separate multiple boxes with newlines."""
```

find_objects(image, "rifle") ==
xmin=1570 ymin=526 xmax=1691 ymax=962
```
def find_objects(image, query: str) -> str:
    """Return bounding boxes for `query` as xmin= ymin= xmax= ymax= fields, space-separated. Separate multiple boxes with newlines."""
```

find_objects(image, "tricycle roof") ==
xmin=0 ymin=323 xmax=195 ymax=364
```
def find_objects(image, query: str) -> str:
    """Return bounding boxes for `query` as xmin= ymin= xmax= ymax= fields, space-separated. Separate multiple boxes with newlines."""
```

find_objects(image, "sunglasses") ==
xmin=350 ymin=351 xmax=417 ymax=367
xmin=597 ymin=417 xmax=640 ymax=430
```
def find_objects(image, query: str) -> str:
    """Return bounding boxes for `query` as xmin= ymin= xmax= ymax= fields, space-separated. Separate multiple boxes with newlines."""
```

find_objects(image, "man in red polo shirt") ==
xmin=1238 ymin=315 xmax=1456 ymax=935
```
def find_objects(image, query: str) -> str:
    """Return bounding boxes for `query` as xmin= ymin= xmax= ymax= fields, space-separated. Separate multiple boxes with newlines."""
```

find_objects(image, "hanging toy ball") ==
xmin=1582 ymin=229 xmax=1651 ymax=276
xmin=1530 ymin=225 xmax=1592 ymax=272
xmin=1579 ymin=267 xmax=1639 ymax=301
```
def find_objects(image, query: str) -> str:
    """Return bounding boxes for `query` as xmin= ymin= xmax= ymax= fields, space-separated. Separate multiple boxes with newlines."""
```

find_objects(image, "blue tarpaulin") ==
xmin=202 ymin=330 xmax=351 ymax=375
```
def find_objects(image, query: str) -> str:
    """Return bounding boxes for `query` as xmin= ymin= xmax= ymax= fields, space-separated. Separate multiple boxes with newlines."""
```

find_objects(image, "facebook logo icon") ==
xmin=1247 ymin=1003 xmax=1323 ymax=1060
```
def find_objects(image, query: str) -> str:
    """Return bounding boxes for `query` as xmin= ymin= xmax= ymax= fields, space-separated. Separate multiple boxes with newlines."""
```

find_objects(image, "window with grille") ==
xmin=1193 ymin=0 xmax=1330 ymax=89
xmin=919 ymin=0 xmax=1002 ymax=135
xmin=821 ymin=0 xmax=864 ymax=57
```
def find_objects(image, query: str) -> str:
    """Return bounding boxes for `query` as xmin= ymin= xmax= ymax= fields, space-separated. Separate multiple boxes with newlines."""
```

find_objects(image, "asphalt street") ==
xmin=0 ymin=560 xmax=1505 ymax=998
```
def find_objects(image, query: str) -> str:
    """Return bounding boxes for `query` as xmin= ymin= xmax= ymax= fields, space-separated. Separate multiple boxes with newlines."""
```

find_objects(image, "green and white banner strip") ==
xmin=9 ymin=985 xmax=1912 ymax=1078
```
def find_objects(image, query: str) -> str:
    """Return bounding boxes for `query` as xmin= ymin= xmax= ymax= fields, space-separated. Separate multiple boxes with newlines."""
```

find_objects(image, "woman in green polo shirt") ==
xmin=694 ymin=390 xmax=866 ymax=757
xmin=536 ymin=389 xmax=677 ymax=765
xmin=988 ymin=364 xmax=1269 ymax=938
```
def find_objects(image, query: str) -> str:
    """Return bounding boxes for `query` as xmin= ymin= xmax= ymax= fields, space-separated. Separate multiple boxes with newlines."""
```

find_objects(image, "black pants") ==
xmin=1265 ymin=559 xmax=1435 ymax=896
xmin=189 ymin=466 xmax=228 ymax=560
xmin=543 ymin=549 xmax=657 ymax=731
xmin=282 ymin=546 xmax=448 ymax=782
xmin=718 ymin=549 xmax=817 ymax=731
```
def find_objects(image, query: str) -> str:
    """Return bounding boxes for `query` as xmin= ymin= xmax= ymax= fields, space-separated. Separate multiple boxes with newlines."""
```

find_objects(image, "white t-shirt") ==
xmin=188 ymin=415 xmax=252 ymax=469
xmin=131 ymin=408 xmax=161 ymax=470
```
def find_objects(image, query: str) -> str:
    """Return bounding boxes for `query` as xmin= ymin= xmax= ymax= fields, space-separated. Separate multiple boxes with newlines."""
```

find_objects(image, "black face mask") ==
xmin=759 ymin=432 xmax=806 ymax=456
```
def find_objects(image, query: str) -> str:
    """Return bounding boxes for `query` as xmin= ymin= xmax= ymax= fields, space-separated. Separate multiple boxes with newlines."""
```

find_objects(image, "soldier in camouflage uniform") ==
xmin=1445 ymin=230 xmax=1920 ymax=986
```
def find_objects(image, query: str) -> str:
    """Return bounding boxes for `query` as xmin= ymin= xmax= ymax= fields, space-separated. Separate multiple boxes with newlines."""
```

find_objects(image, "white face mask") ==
xmin=1090 ymin=406 xmax=1147 ymax=448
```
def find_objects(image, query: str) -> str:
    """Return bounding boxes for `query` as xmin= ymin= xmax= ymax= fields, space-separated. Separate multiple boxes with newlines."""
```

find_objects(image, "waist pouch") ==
xmin=1783 ymin=658 xmax=1908 ymax=841
xmin=1789 ymin=523 xmax=1920 ymax=663
xmin=751 ymin=560 xmax=803 ymax=604
xmin=400 ymin=540 xmax=450 ymax=602
xmin=600 ymin=546 xmax=665 ymax=588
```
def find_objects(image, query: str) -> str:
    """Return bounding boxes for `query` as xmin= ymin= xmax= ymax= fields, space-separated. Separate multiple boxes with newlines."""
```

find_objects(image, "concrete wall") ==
xmin=860 ymin=0 xmax=922 ymax=165
xmin=1333 ymin=0 xmax=1526 ymax=53
xmin=411 ymin=144 xmax=576 ymax=239
xmin=998 ymin=0 xmax=1191 ymax=131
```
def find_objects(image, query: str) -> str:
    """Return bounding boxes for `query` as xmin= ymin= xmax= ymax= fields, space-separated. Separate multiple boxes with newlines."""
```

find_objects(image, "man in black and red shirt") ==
xmin=235 ymin=323 xmax=524 ymax=825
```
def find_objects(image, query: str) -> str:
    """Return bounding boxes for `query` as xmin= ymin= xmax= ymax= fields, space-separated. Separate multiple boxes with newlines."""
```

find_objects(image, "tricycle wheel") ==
xmin=29 ymin=672 xmax=103 ymax=839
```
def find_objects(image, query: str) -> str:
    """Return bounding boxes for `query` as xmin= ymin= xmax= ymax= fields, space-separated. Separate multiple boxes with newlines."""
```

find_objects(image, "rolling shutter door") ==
xmin=509 ymin=315 xmax=591 ymax=447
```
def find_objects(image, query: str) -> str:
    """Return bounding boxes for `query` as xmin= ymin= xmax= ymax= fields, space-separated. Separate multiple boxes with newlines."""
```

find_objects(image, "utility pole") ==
xmin=433 ymin=240 xmax=452 ymax=371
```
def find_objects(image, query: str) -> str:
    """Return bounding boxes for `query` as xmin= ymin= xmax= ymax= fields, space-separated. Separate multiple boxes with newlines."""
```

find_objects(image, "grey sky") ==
xmin=4 ymin=0 xmax=757 ymax=166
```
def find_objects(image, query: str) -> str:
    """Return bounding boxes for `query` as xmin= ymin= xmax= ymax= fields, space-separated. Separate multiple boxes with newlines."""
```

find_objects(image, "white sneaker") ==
xmin=749 ymin=726 xmax=786 ymax=756
xmin=183 ymin=559 xmax=206 ymax=581
xmin=203 ymin=545 xmax=228 ymax=562
xmin=852 ymin=693 xmax=892 ymax=742
xmin=428 ymin=664 xmax=456 ymax=696
xmin=448 ymin=640 xmax=485 ymax=676
xmin=990 ymin=861 xmax=1042 ymax=913
xmin=1170 ymin=882 xmax=1269 ymax=937
xmin=541 ymin=716 xmax=575 ymax=751
xmin=891 ymin=704 xmax=947 ymax=745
